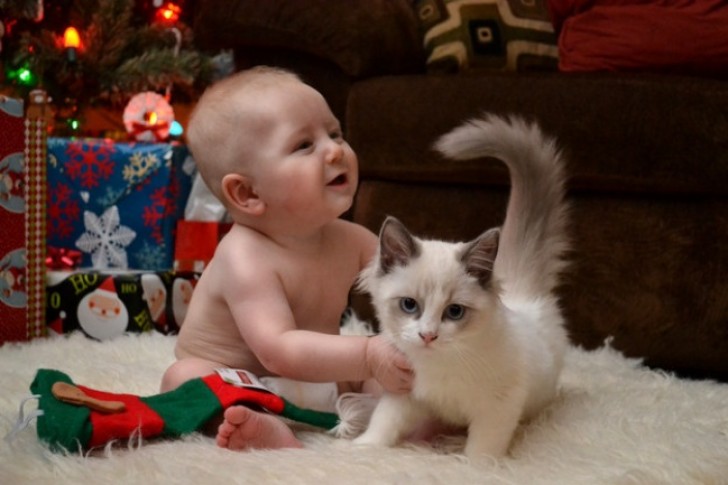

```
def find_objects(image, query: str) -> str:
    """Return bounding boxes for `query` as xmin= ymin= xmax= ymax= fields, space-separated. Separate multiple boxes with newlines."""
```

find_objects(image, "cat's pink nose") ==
xmin=419 ymin=332 xmax=438 ymax=344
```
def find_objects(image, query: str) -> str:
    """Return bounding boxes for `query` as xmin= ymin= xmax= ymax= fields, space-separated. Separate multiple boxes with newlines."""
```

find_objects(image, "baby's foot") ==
xmin=216 ymin=405 xmax=303 ymax=451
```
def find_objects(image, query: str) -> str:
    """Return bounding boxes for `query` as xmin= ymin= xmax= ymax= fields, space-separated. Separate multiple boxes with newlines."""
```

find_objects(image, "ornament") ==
xmin=154 ymin=2 xmax=182 ymax=24
xmin=34 ymin=0 xmax=44 ymax=22
xmin=63 ymin=27 xmax=81 ymax=62
xmin=123 ymin=92 xmax=175 ymax=142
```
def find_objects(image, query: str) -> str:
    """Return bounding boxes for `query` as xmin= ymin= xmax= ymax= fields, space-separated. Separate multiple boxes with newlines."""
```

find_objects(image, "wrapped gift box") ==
xmin=174 ymin=220 xmax=232 ymax=272
xmin=0 ymin=93 xmax=48 ymax=344
xmin=46 ymin=270 xmax=200 ymax=340
xmin=46 ymin=138 xmax=195 ymax=270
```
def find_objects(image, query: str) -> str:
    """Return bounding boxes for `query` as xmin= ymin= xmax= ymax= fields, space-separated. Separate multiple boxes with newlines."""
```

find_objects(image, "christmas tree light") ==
xmin=17 ymin=66 xmax=34 ymax=84
xmin=155 ymin=2 xmax=181 ymax=24
xmin=6 ymin=64 xmax=37 ymax=86
xmin=62 ymin=26 xmax=80 ymax=62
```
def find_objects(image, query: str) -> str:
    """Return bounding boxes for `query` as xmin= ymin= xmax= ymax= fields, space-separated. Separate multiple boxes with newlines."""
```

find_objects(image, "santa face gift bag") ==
xmin=45 ymin=270 xmax=198 ymax=339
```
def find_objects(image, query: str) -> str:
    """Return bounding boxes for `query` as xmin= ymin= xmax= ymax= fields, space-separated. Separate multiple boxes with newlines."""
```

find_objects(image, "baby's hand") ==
xmin=365 ymin=334 xmax=413 ymax=394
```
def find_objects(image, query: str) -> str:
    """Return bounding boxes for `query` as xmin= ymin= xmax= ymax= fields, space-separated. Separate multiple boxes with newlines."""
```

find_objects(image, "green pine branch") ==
xmin=3 ymin=0 xmax=215 ymax=111
xmin=0 ymin=0 xmax=42 ymax=19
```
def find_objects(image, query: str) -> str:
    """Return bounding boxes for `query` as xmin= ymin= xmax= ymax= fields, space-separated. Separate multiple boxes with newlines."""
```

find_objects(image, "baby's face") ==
xmin=246 ymin=82 xmax=359 ymax=228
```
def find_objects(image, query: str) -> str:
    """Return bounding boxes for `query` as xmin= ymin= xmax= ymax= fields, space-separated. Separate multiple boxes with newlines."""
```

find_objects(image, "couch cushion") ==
xmin=346 ymin=73 xmax=728 ymax=197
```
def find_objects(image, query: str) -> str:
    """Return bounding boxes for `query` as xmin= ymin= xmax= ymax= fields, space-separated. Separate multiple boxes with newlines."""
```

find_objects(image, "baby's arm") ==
xmin=220 ymin=221 xmax=411 ymax=393
xmin=231 ymin=290 xmax=412 ymax=393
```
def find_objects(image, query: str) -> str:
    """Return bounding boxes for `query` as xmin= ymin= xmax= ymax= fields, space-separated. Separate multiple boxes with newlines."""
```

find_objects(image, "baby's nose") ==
xmin=325 ymin=140 xmax=344 ymax=164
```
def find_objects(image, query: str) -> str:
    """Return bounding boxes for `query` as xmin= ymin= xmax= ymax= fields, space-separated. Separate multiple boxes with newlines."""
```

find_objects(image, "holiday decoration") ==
xmin=123 ymin=91 xmax=175 ymax=142
xmin=25 ymin=368 xmax=339 ymax=453
xmin=0 ymin=90 xmax=47 ymax=344
xmin=1 ymin=0 xmax=215 ymax=135
xmin=45 ymin=269 xmax=199 ymax=338
xmin=0 ymin=96 xmax=27 ymax=343
xmin=155 ymin=2 xmax=182 ymax=25
xmin=24 ymin=89 xmax=48 ymax=340
xmin=174 ymin=221 xmax=231 ymax=272
xmin=62 ymin=26 xmax=80 ymax=62
xmin=46 ymin=138 xmax=195 ymax=270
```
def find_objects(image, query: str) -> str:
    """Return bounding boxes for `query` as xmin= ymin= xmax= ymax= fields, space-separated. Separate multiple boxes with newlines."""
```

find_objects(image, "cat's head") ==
xmin=358 ymin=216 xmax=501 ymax=354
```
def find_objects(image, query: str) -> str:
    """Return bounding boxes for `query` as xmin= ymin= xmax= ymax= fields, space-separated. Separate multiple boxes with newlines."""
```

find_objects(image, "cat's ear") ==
xmin=461 ymin=227 xmax=500 ymax=287
xmin=378 ymin=216 xmax=420 ymax=273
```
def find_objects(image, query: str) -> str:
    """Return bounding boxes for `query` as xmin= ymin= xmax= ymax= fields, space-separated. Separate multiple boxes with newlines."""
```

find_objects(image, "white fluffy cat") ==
xmin=353 ymin=114 xmax=570 ymax=460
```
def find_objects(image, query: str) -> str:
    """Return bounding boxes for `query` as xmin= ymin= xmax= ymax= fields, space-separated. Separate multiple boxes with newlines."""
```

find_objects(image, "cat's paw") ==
xmin=352 ymin=430 xmax=395 ymax=447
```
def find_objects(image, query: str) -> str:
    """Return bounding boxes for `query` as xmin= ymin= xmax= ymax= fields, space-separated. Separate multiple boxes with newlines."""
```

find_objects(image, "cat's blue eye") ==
xmin=399 ymin=297 xmax=419 ymax=314
xmin=444 ymin=304 xmax=465 ymax=321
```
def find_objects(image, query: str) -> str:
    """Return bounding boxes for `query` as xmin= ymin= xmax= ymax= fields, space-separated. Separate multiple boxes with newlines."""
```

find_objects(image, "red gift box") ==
xmin=174 ymin=220 xmax=231 ymax=272
xmin=0 ymin=91 xmax=48 ymax=343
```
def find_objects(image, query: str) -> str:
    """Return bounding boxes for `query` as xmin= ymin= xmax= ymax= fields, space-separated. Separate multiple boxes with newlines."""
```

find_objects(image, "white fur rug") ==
xmin=1 ymin=332 xmax=728 ymax=485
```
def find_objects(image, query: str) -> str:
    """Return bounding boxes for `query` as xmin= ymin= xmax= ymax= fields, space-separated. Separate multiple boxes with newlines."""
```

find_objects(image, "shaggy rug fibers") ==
xmin=1 ymin=332 xmax=727 ymax=485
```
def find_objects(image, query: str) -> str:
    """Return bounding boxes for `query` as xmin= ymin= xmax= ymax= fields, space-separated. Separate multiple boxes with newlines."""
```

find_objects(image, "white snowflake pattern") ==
xmin=75 ymin=206 xmax=136 ymax=269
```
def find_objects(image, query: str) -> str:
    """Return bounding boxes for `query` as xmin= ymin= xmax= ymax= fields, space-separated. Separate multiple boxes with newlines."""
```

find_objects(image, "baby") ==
xmin=161 ymin=66 xmax=413 ymax=450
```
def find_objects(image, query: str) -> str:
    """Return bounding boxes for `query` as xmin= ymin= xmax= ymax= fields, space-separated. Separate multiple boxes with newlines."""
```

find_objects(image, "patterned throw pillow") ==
xmin=414 ymin=0 xmax=558 ymax=72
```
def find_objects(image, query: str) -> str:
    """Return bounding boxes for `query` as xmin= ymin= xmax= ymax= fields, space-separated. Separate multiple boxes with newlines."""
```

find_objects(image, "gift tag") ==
xmin=216 ymin=369 xmax=271 ymax=393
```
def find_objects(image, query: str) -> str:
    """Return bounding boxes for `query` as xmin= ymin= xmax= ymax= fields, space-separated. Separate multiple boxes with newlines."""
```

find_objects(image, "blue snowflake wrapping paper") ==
xmin=46 ymin=138 xmax=195 ymax=270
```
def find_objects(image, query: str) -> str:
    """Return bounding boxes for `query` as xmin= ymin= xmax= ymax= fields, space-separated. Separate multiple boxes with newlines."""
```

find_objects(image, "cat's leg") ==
xmin=463 ymin=401 xmax=522 ymax=460
xmin=353 ymin=393 xmax=426 ymax=447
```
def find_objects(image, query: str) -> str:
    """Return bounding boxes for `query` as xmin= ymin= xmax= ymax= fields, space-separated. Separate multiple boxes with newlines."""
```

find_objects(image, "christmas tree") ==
xmin=0 ymin=0 xmax=221 ymax=134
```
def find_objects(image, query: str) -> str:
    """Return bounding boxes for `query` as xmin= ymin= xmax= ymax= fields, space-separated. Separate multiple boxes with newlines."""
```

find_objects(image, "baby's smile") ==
xmin=327 ymin=173 xmax=348 ymax=187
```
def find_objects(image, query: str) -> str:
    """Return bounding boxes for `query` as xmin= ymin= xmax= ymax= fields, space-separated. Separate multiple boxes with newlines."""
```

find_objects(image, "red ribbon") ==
xmin=46 ymin=247 xmax=82 ymax=270
xmin=129 ymin=120 xmax=170 ymax=142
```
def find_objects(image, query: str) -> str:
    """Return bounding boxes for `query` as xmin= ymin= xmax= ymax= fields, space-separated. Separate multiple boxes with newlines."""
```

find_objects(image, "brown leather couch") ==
xmin=192 ymin=0 xmax=728 ymax=382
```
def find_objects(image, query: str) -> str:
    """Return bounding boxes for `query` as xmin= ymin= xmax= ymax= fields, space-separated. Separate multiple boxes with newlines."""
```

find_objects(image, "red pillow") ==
xmin=547 ymin=0 xmax=657 ymax=32
xmin=548 ymin=0 xmax=728 ymax=76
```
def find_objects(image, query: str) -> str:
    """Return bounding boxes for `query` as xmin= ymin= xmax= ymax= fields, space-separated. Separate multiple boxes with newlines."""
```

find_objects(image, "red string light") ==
xmin=154 ymin=2 xmax=181 ymax=24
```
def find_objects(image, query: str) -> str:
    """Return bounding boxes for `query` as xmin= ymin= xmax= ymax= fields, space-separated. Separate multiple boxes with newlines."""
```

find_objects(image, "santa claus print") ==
xmin=0 ymin=153 xmax=25 ymax=213
xmin=0 ymin=248 xmax=26 ymax=307
xmin=172 ymin=277 xmax=195 ymax=329
xmin=141 ymin=273 xmax=167 ymax=333
xmin=77 ymin=276 xmax=129 ymax=340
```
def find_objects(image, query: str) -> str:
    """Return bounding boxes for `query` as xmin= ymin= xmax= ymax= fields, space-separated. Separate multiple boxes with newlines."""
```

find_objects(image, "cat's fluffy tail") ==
xmin=434 ymin=114 xmax=569 ymax=298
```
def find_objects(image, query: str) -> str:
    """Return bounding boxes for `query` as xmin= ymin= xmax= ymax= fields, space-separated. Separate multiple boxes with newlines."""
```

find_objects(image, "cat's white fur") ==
xmin=353 ymin=114 xmax=570 ymax=460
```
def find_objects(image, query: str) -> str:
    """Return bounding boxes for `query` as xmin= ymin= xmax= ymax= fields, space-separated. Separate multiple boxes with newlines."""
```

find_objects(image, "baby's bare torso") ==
xmin=175 ymin=221 xmax=370 ymax=376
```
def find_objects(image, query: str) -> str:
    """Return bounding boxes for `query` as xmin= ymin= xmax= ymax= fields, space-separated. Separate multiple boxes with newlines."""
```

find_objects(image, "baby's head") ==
xmin=186 ymin=66 xmax=302 ymax=202
xmin=187 ymin=66 xmax=358 ymax=230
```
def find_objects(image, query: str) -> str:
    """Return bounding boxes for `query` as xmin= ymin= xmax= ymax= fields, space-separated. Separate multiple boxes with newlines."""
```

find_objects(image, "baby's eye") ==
xmin=330 ymin=130 xmax=343 ymax=141
xmin=295 ymin=140 xmax=313 ymax=152
xmin=443 ymin=304 xmax=465 ymax=321
xmin=399 ymin=297 xmax=419 ymax=314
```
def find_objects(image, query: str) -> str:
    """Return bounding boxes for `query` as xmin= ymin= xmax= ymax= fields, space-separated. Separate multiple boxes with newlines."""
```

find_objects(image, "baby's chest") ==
xmin=285 ymin=265 xmax=355 ymax=331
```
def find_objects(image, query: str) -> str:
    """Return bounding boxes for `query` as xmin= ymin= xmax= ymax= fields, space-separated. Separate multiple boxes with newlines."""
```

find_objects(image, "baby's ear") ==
xmin=221 ymin=174 xmax=265 ymax=216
